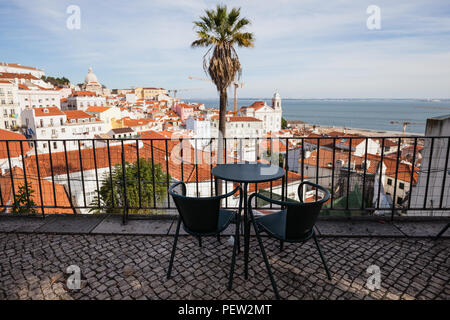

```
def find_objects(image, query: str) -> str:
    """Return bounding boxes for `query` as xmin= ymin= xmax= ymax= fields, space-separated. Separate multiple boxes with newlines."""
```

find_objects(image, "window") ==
xmin=397 ymin=197 xmax=403 ymax=205
xmin=387 ymin=178 xmax=392 ymax=186
xmin=61 ymin=128 xmax=65 ymax=133
xmin=4 ymin=121 xmax=8 ymax=128
xmin=399 ymin=182 xmax=405 ymax=190
xmin=43 ymin=143 xmax=47 ymax=149
xmin=60 ymin=118 xmax=63 ymax=125
xmin=40 ymin=119 xmax=44 ymax=127
xmin=50 ymin=119 xmax=54 ymax=126
xmin=53 ymin=142 xmax=57 ymax=149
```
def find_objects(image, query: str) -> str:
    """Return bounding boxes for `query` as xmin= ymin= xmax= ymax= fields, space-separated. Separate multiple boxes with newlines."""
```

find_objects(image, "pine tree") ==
xmin=12 ymin=182 xmax=37 ymax=214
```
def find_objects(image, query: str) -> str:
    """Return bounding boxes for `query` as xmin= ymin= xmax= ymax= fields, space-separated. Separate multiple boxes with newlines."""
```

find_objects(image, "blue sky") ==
xmin=1 ymin=0 xmax=449 ymax=99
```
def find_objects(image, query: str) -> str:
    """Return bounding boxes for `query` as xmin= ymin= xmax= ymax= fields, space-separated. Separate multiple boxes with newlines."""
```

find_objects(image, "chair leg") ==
xmin=244 ymin=218 xmax=250 ymax=279
xmin=198 ymin=236 xmax=202 ymax=247
xmin=435 ymin=222 xmax=450 ymax=240
xmin=236 ymin=214 xmax=241 ymax=254
xmin=167 ymin=217 xmax=181 ymax=279
xmin=217 ymin=234 xmax=221 ymax=243
xmin=279 ymin=240 xmax=284 ymax=252
xmin=313 ymin=232 xmax=332 ymax=280
xmin=253 ymin=222 xmax=280 ymax=300
xmin=228 ymin=215 xmax=240 ymax=290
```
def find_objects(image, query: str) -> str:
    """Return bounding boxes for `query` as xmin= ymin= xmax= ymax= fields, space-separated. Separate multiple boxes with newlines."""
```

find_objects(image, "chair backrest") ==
xmin=284 ymin=202 xmax=323 ymax=240
xmin=169 ymin=182 xmax=234 ymax=235
xmin=284 ymin=182 xmax=330 ymax=240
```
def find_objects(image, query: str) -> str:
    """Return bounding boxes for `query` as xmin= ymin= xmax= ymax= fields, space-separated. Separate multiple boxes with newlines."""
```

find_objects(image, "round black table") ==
xmin=212 ymin=163 xmax=286 ymax=279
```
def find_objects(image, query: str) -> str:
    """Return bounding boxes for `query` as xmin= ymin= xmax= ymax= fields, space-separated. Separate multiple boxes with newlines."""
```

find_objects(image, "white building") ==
xmin=0 ymin=62 xmax=45 ymax=79
xmin=21 ymin=107 xmax=106 ymax=153
xmin=62 ymin=91 xmax=106 ymax=111
xmin=353 ymin=138 xmax=381 ymax=157
xmin=186 ymin=116 xmax=211 ymax=138
xmin=409 ymin=115 xmax=450 ymax=216
xmin=108 ymin=127 xmax=135 ymax=139
xmin=210 ymin=115 xmax=264 ymax=138
xmin=0 ymin=80 xmax=20 ymax=131
xmin=85 ymin=106 xmax=121 ymax=132
xmin=17 ymin=84 xmax=61 ymax=109
xmin=0 ymin=71 xmax=53 ymax=90
xmin=80 ymin=67 xmax=108 ymax=96
xmin=239 ymin=92 xmax=282 ymax=133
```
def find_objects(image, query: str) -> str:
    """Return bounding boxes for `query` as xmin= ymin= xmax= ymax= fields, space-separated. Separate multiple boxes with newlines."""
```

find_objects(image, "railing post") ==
xmin=391 ymin=137 xmax=402 ymax=221
xmin=121 ymin=140 xmax=128 ymax=225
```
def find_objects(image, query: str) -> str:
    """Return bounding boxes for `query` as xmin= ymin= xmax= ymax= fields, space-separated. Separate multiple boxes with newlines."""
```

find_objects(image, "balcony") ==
xmin=0 ymin=136 xmax=448 ymax=300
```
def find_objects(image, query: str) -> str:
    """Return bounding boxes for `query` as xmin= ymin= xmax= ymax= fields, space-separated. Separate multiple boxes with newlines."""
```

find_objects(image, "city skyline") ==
xmin=1 ymin=0 xmax=450 ymax=99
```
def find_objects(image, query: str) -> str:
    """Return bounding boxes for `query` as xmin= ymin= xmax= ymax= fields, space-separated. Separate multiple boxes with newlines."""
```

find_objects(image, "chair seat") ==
xmin=182 ymin=209 xmax=236 ymax=235
xmin=255 ymin=210 xmax=314 ymax=241
xmin=218 ymin=209 xmax=237 ymax=231
xmin=255 ymin=210 xmax=287 ymax=240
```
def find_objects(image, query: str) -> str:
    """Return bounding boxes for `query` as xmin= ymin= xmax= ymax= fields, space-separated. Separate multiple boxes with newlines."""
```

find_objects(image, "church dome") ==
xmin=84 ymin=67 xmax=99 ymax=84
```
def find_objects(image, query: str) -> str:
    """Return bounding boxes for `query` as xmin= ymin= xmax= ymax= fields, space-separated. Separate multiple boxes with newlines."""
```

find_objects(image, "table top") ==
xmin=212 ymin=163 xmax=285 ymax=183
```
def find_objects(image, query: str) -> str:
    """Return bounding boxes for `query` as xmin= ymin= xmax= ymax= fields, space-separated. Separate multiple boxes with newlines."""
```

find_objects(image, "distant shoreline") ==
xmin=288 ymin=121 xmax=424 ymax=137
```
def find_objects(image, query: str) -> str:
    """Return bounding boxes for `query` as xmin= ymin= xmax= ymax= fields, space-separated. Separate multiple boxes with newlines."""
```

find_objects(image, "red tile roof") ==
xmin=63 ymin=110 xmax=95 ymax=120
xmin=0 ymin=129 xmax=31 ymax=159
xmin=0 ymin=62 xmax=43 ymax=72
xmin=0 ymin=72 xmax=39 ymax=80
xmin=72 ymin=91 xmax=98 ymax=97
xmin=85 ymin=106 xmax=111 ymax=113
xmin=0 ymin=167 xmax=74 ymax=214
xmin=34 ymin=107 xmax=65 ymax=117
xmin=211 ymin=115 xmax=262 ymax=122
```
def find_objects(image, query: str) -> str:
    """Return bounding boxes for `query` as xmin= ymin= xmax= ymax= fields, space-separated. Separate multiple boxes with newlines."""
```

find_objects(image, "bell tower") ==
xmin=272 ymin=92 xmax=281 ymax=110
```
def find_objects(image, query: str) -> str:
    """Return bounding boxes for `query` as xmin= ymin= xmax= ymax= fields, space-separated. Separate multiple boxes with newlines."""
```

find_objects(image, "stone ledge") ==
xmin=0 ymin=214 xmax=449 ymax=238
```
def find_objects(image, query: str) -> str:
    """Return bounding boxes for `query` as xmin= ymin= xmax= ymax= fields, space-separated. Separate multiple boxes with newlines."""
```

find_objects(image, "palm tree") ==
xmin=192 ymin=5 xmax=254 ymax=164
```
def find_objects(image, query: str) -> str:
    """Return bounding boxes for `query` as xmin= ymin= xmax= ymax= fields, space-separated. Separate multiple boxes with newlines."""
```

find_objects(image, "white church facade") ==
xmin=238 ymin=92 xmax=282 ymax=134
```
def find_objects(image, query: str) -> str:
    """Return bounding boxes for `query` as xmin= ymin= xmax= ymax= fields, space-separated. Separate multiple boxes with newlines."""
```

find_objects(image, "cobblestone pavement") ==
xmin=0 ymin=232 xmax=448 ymax=300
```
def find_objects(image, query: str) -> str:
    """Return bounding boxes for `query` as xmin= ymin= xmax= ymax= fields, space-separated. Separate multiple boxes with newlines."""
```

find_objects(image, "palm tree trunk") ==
xmin=216 ymin=89 xmax=227 ymax=196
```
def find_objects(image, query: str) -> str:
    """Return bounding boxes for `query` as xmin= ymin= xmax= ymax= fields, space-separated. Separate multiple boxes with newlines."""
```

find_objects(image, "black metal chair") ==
xmin=248 ymin=181 xmax=332 ymax=299
xmin=167 ymin=181 xmax=243 ymax=291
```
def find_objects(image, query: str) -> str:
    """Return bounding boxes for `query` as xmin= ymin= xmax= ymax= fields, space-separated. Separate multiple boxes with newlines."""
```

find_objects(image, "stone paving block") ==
xmin=0 ymin=216 xmax=55 ymax=232
xmin=393 ymin=221 xmax=450 ymax=237
xmin=316 ymin=220 xmax=403 ymax=237
xmin=36 ymin=216 xmax=104 ymax=234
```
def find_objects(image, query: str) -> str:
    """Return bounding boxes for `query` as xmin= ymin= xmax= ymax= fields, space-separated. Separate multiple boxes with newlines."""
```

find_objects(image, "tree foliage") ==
xmin=281 ymin=117 xmax=288 ymax=129
xmin=192 ymin=5 xmax=254 ymax=165
xmin=90 ymin=158 xmax=170 ymax=214
xmin=12 ymin=182 xmax=37 ymax=214
xmin=41 ymin=75 xmax=70 ymax=87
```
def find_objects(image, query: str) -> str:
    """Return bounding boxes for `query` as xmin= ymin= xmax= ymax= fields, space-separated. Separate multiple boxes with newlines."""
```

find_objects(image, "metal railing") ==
xmin=0 ymin=136 xmax=449 ymax=221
